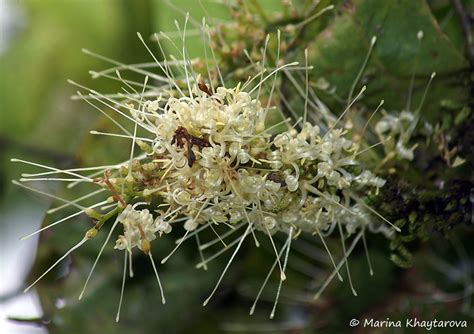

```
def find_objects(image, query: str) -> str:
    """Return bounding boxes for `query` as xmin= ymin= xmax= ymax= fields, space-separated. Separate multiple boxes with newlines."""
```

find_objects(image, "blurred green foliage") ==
xmin=306 ymin=0 xmax=467 ymax=121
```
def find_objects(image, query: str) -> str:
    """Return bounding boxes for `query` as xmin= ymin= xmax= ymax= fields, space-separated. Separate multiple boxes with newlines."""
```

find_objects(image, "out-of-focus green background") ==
xmin=1 ymin=1 xmax=472 ymax=333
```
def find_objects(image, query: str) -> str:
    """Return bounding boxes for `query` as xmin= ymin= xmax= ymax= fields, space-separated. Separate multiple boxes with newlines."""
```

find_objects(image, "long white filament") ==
xmin=249 ymin=236 xmax=289 ymax=315
xmin=161 ymin=230 xmax=189 ymax=264
xmin=316 ymin=226 xmax=343 ymax=282
xmin=203 ymin=223 xmax=253 ymax=306
xmin=337 ymin=221 xmax=357 ymax=296
xmin=270 ymin=227 xmax=293 ymax=319
xmin=115 ymin=251 xmax=128 ymax=322
xmin=79 ymin=218 xmax=120 ymax=300
xmin=149 ymin=252 xmax=166 ymax=304
xmin=314 ymin=231 xmax=363 ymax=300
xmin=24 ymin=237 xmax=88 ymax=293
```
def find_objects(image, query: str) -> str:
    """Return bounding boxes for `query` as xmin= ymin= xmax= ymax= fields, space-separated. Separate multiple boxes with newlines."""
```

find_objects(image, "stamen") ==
xmin=350 ymin=192 xmax=401 ymax=232
xmin=149 ymin=252 xmax=166 ymax=304
xmin=196 ymin=230 xmax=249 ymax=269
xmin=47 ymin=189 xmax=106 ymax=214
xmin=24 ymin=237 xmax=88 ymax=293
xmin=81 ymin=48 xmax=167 ymax=83
xmin=69 ymin=80 xmax=155 ymax=133
xmin=347 ymin=36 xmax=376 ymax=105
xmin=19 ymin=177 xmax=89 ymax=183
xmin=362 ymin=230 xmax=374 ymax=276
xmin=199 ymin=223 xmax=245 ymax=251
xmin=161 ymin=230 xmax=189 ymax=264
xmin=325 ymin=85 xmax=367 ymax=136
xmin=305 ymin=184 xmax=356 ymax=216
xmin=269 ymin=226 xmax=293 ymax=319
xmin=360 ymin=100 xmax=384 ymax=142
xmin=11 ymin=159 xmax=92 ymax=182
xmin=303 ymin=48 xmax=309 ymax=124
xmin=154 ymin=32 xmax=183 ymax=94
xmin=242 ymin=209 xmax=260 ymax=247
xmin=203 ymin=223 xmax=253 ymax=306
xmin=175 ymin=15 xmax=193 ymax=97
xmin=292 ymin=5 xmax=334 ymax=30
xmin=89 ymin=131 xmax=153 ymax=142
xmin=200 ymin=18 xmax=215 ymax=94
xmin=175 ymin=222 xmax=212 ymax=244
xmin=79 ymin=218 xmax=120 ymax=300
xmin=21 ymin=200 xmax=108 ymax=240
xmin=249 ymin=236 xmax=288 ymax=315
xmin=195 ymin=233 xmax=207 ymax=271
xmin=406 ymin=31 xmax=424 ymax=112
xmin=337 ymin=221 xmax=357 ymax=296
xmin=12 ymin=180 xmax=85 ymax=211
xmin=256 ymin=34 xmax=270 ymax=102
xmin=248 ymin=62 xmax=299 ymax=94
xmin=208 ymin=220 xmax=227 ymax=248
xmin=115 ymin=251 xmax=127 ymax=322
xmin=88 ymin=70 xmax=152 ymax=90
xmin=415 ymin=72 xmax=436 ymax=114
xmin=355 ymin=136 xmax=392 ymax=156
xmin=76 ymin=91 xmax=132 ymax=136
xmin=204 ymin=23 xmax=225 ymax=87
xmin=315 ymin=226 xmax=343 ymax=282
xmin=264 ymin=30 xmax=281 ymax=121
xmin=264 ymin=225 xmax=285 ymax=281
xmin=314 ymin=231 xmax=363 ymax=300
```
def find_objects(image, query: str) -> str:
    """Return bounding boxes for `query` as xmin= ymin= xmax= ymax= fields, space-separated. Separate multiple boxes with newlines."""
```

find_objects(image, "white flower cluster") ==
xmin=16 ymin=24 xmax=398 ymax=319
xmin=126 ymin=83 xmax=386 ymax=238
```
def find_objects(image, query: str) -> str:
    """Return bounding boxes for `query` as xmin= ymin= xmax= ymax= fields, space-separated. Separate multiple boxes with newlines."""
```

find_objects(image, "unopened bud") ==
xmin=141 ymin=239 xmax=151 ymax=254
xmin=84 ymin=208 xmax=101 ymax=220
xmin=85 ymin=227 xmax=98 ymax=239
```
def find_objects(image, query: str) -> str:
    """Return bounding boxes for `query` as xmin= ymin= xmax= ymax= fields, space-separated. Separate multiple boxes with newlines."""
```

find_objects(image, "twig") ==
xmin=451 ymin=0 xmax=474 ymax=65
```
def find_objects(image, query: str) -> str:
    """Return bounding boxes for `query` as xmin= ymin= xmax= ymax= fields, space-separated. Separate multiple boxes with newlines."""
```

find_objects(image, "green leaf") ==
xmin=306 ymin=0 xmax=467 ymax=122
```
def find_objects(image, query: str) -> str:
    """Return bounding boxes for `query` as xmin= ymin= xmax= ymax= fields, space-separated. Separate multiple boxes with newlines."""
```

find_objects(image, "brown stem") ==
xmin=451 ymin=0 xmax=474 ymax=65
xmin=101 ymin=170 xmax=127 ymax=208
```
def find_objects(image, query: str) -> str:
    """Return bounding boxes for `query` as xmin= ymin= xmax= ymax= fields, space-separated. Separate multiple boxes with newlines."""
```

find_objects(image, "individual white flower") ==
xmin=184 ymin=218 xmax=198 ymax=231
xmin=375 ymin=110 xmax=418 ymax=161
xmin=155 ymin=217 xmax=172 ymax=234
xmin=114 ymin=204 xmax=156 ymax=254
xmin=355 ymin=170 xmax=386 ymax=188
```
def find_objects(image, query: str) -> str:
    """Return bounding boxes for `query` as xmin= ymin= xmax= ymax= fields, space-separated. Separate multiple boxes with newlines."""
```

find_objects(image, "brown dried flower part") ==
xmin=198 ymin=82 xmax=212 ymax=96
xmin=172 ymin=126 xmax=210 ymax=167
xmin=266 ymin=172 xmax=287 ymax=186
